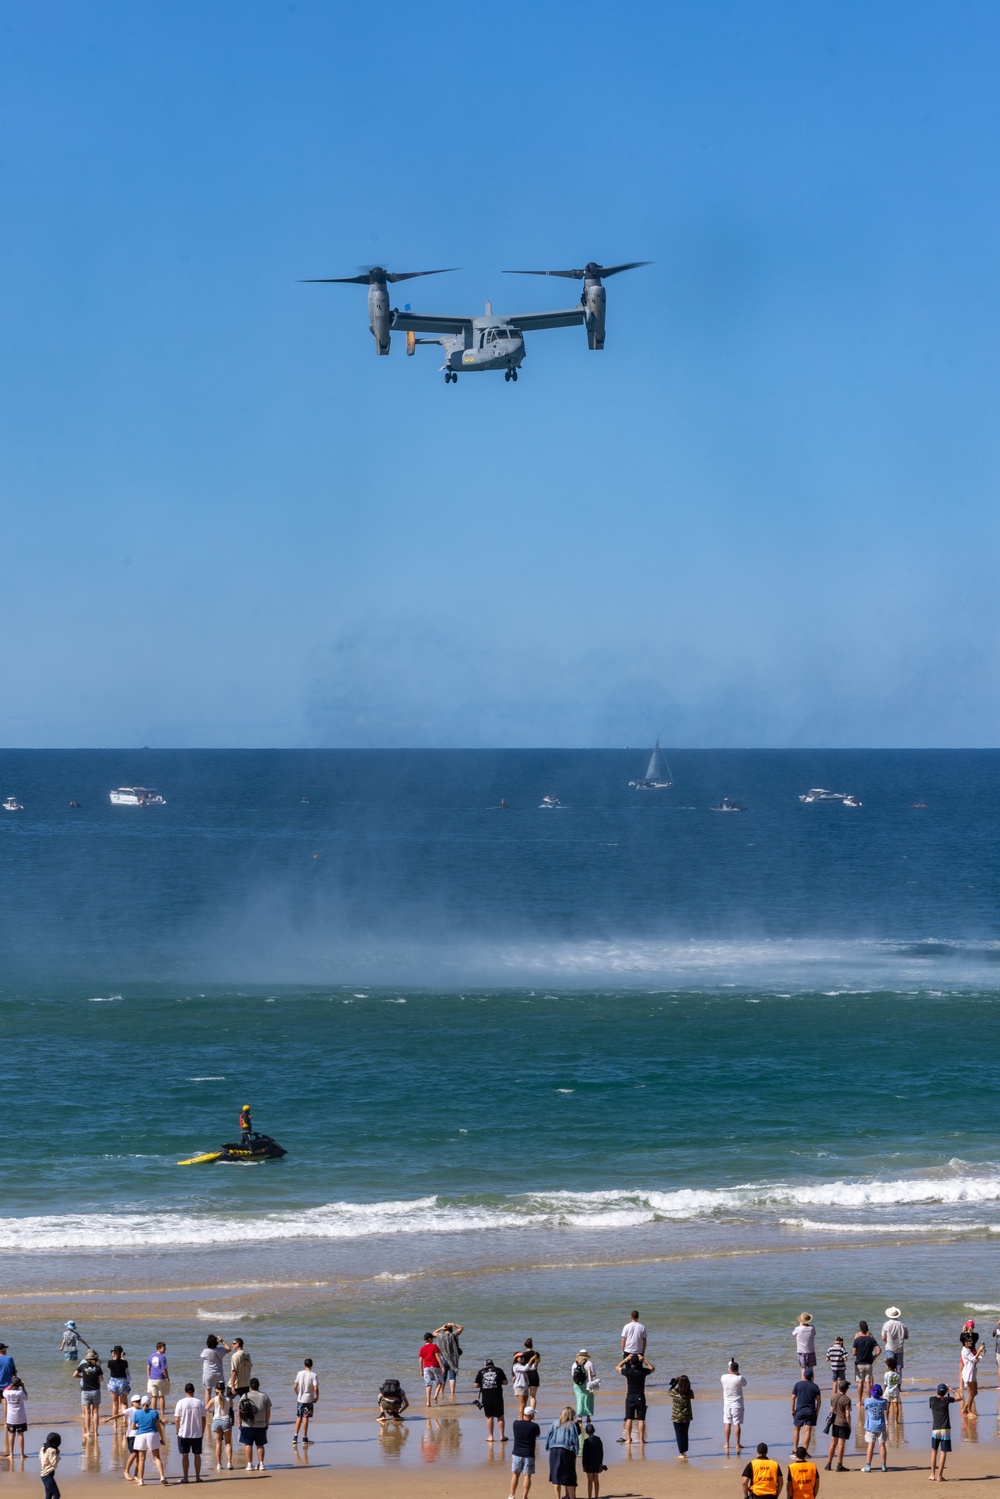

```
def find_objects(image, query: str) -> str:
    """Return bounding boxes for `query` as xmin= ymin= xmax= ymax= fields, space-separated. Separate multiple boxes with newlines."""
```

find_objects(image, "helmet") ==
xmin=243 ymin=1104 xmax=251 ymax=1110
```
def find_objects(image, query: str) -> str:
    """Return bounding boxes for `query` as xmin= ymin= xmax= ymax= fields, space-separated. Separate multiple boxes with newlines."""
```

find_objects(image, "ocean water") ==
xmin=2 ymin=749 xmax=1000 ymax=1420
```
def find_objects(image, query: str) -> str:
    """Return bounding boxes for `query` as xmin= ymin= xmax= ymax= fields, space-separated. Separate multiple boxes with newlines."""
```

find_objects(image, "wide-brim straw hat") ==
xmin=885 ymin=1307 xmax=901 ymax=1319
xmin=798 ymin=1313 xmax=813 ymax=1324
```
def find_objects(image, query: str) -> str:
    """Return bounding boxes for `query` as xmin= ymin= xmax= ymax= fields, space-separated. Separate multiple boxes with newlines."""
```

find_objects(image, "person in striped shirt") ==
xmin=825 ymin=1339 xmax=847 ymax=1389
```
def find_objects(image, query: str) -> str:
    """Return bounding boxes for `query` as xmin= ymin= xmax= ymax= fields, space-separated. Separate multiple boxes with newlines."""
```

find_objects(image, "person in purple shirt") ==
xmin=147 ymin=1343 xmax=170 ymax=1416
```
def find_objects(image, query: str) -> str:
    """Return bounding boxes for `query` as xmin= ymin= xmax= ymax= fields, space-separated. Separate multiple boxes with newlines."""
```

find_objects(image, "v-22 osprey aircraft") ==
xmin=302 ymin=261 xmax=649 ymax=383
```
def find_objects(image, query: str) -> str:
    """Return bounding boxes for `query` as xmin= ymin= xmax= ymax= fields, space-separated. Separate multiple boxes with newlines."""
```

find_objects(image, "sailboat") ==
xmin=629 ymin=740 xmax=674 ymax=790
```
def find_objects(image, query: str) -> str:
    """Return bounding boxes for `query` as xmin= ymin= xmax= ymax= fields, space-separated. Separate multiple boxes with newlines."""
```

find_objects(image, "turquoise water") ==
xmin=2 ymin=750 xmax=1000 ymax=1412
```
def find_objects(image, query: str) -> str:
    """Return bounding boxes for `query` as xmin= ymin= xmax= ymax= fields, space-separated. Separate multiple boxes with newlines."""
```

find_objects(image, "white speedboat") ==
xmin=842 ymin=795 xmax=862 ymax=807
xmin=539 ymin=795 xmax=562 ymax=809
xmin=3 ymin=797 xmax=22 ymax=811
xmin=109 ymin=787 xmax=166 ymax=806
xmin=711 ymin=797 xmax=745 ymax=813
xmin=799 ymin=788 xmax=860 ymax=806
xmin=629 ymin=739 xmax=674 ymax=790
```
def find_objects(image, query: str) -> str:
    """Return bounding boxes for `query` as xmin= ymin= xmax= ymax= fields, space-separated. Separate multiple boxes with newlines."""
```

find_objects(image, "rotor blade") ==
xmin=503 ymin=269 xmax=585 ymax=279
xmin=597 ymin=261 xmax=652 ymax=277
xmin=385 ymin=268 xmax=459 ymax=283
xmin=299 ymin=275 xmax=371 ymax=284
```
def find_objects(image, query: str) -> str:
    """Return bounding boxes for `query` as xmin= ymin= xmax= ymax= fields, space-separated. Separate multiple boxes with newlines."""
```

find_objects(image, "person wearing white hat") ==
xmin=880 ymin=1309 xmax=908 ymax=1371
xmin=571 ymin=1351 xmax=598 ymax=1420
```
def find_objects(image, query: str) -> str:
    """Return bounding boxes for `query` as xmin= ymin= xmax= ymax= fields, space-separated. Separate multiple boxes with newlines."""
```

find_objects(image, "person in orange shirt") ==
xmin=742 ymin=1442 xmax=784 ymax=1499
xmin=788 ymin=1447 xmax=820 ymax=1499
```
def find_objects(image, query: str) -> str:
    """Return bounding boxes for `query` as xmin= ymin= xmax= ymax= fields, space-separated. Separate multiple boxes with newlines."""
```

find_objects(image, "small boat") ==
xmin=629 ymin=740 xmax=674 ymax=790
xmin=109 ymin=787 xmax=166 ymax=806
xmin=495 ymin=798 xmax=510 ymax=809
xmin=711 ymin=797 xmax=745 ymax=813
xmin=2 ymin=797 xmax=22 ymax=811
xmin=177 ymin=1133 xmax=287 ymax=1166
xmin=539 ymin=795 xmax=561 ymax=809
xmin=842 ymin=795 xmax=862 ymax=808
xmin=69 ymin=801 xmax=81 ymax=808
xmin=798 ymin=788 xmax=859 ymax=804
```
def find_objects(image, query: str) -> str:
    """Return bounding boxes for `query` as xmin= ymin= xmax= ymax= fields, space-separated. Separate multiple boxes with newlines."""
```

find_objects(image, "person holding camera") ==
xmin=615 ymin=1351 xmax=655 ymax=1445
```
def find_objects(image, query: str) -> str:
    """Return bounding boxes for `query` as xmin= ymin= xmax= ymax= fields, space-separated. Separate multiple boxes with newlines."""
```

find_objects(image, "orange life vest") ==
xmin=788 ymin=1462 xmax=818 ymax=1499
xmin=239 ymin=1110 xmax=251 ymax=1129
xmin=750 ymin=1459 xmax=781 ymax=1495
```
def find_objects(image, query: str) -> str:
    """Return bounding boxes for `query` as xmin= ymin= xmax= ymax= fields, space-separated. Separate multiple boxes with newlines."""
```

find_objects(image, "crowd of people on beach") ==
xmin=0 ymin=1306 xmax=996 ymax=1494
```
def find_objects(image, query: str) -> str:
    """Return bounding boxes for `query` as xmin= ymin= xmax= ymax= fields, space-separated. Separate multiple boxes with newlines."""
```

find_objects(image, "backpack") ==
xmin=380 ymin=1379 xmax=401 ymax=1399
xmin=238 ymin=1395 xmax=256 ymax=1425
xmin=573 ymin=1362 xmax=588 ymax=1386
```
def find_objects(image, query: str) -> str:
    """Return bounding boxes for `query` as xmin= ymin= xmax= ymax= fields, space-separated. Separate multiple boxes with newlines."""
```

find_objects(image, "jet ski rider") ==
xmin=239 ymin=1105 xmax=252 ymax=1144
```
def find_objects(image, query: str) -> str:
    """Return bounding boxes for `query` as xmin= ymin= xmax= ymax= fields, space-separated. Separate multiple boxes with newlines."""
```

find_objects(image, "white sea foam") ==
xmin=1 ymin=1168 xmax=998 ymax=1251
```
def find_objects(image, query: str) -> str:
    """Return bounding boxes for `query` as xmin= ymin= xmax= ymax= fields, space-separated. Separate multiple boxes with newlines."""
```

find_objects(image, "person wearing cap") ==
xmin=860 ymin=1382 xmax=888 ymax=1472
xmin=132 ymin=1395 xmax=167 ymax=1486
xmin=928 ymin=1382 xmax=958 ymax=1481
xmin=39 ymin=1432 xmax=61 ymax=1499
xmin=418 ymin=1332 xmax=444 ymax=1407
xmin=474 ymin=1358 xmax=509 ymax=1443
xmin=100 ymin=1392 xmax=144 ymax=1481
xmin=742 ymin=1441 xmax=783 ymax=1498
xmin=615 ymin=1351 xmax=655 ymax=1445
xmin=571 ymin=1351 xmax=598 ymax=1421
xmin=880 ymin=1308 xmax=908 ymax=1371
xmin=790 ymin=1365 xmax=821 ymax=1459
xmin=510 ymin=1402 xmax=541 ymax=1499
xmin=74 ymin=1349 xmax=104 ymax=1440
xmin=793 ymin=1315 xmax=816 ymax=1379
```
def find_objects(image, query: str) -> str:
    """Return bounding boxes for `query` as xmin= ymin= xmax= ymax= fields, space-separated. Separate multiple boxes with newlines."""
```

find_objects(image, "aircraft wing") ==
xmin=506 ymin=308 xmax=586 ymax=331
xmin=391 ymin=310 xmax=473 ymax=335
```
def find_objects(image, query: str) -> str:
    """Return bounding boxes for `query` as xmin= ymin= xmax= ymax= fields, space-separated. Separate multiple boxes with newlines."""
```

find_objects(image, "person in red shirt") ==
xmin=418 ymin=1334 xmax=444 ymax=1408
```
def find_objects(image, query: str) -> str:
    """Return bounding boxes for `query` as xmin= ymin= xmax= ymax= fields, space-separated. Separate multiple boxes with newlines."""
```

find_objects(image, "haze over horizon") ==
xmin=2 ymin=0 xmax=998 ymax=749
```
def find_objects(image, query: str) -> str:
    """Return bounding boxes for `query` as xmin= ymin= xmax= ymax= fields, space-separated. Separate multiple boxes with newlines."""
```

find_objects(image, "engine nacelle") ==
xmin=583 ymin=277 xmax=606 ymax=350
xmin=368 ymin=280 xmax=391 ymax=355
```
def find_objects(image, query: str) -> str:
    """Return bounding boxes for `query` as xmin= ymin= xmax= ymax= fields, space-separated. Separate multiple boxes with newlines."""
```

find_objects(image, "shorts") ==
xmin=855 ymin=1364 xmax=872 ymax=1379
xmin=147 ymin=1379 xmax=170 ymax=1398
xmin=625 ymin=1398 xmax=647 ymax=1420
xmin=239 ymin=1427 xmax=267 ymax=1447
xmin=127 ymin=1437 xmax=135 ymax=1453
xmin=865 ymin=1427 xmax=886 ymax=1441
xmin=108 ymin=1378 xmax=131 ymax=1396
xmin=212 ymin=1419 xmax=231 ymax=1433
xmin=81 ymin=1390 xmax=102 ymax=1407
xmin=440 ymin=1364 xmax=457 ymax=1383
xmin=798 ymin=1353 xmax=815 ymax=1368
xmin=296 ymin=1402 xmax=314 ymax=1418
xmin=134 ymin=1434 xmax=160 ymax=1452
xmin=832 ymin=1424 xmax=850 ymax=1440
xmin=931 ymin=1433 xmax=952 ymax=1453
xmin=793 ymin=1415 xmax=816 ymax=1429
xmin=178 ymin=1437 xmax=203 ymax=1455
xmin=723 ymin=1404 xmax=745 ymax=1424
xmin=886 ymin=1351 xmax=904 ymax=1370
xmin=423 ymin=1368 xmax=442 ymax=1386
xmin=511 ymin=1456 xmax=535 ymax=1475
xmin=6 ymin=1424 xmax=26 ymax=1435
xmin=828 ymin=1366 xmax=846 ymax=1381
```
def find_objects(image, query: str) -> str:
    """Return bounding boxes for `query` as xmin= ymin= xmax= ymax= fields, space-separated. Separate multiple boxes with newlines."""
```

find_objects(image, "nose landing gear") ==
xmin=505 ymin=366 xmax=518 ymax=383
xmin=445 ymin=371 xmax=457 ymax=383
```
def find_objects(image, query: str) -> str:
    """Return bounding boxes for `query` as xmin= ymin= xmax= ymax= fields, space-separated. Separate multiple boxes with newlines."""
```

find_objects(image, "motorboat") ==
xmin=109 ymin=787 xmax=166 ymax=806
xmin=539 ymin=795 xmax=562 ymax=809
xmin=177 ymin=1132 xmax=287 ymax=1166
xmin=711 ymin=797 xmax=745 ymax=813
xmin=799 ymin=788 xmax=861 ymax=806
xmin=842 ymin=795 xmax=862 ymax=807
xmin=629 ymin=740 xmax=674 ymax=790
xmin=3 ymin=797 xmax=21 ymax=811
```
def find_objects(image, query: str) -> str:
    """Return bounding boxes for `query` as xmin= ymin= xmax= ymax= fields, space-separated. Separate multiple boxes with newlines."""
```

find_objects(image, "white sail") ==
xmin=645 ymin=741 xmax=665 ymax=780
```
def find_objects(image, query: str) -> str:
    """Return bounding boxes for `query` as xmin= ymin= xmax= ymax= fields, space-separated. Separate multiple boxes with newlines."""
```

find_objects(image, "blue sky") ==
xmin=1 ymin=0 xmax=998 ymax=747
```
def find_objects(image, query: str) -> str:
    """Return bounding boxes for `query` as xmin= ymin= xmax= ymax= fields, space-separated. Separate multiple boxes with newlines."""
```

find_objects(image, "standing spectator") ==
xmin=993 ymin=1318 xmax=1000 ymax=1383
xmin=880 ymin=1308 xmax=908 ymax=1372
xmin=545 ymin=1407 xmax=580 ymax=1499
xmin=59 ymin=1325 xmax=80 ymax=1363
xmin=615 ymin=1351 xmax=654 ymax=1445
xmin=74 ymin=1350 xmax=104 ymax=1440
xmin=107 ymin=1346 xmax=131 ymax=1418
xmin=620 ymin=1311 xmax=647 ymax=1358
xmin=670 ymin=1375 xmax=694 ymax=1461
xmin=852 ymin=1323 xmax=880 ymax=1404
xmin=146 ymin=1343 xmax=169 ymax=1416
xmin=39 ymin=1432 xmax=61 ymax=1499
xmin=293 ymin=1358 xmax=319 ymax=1444
xmin=509 ymin=1402 xmax=540 ymax=1499
xmin=132 ymin=1396 xmax=167 ymax=1486
xmin=100 ymin=1391 xmax=142 ymax=1480
xmin=824 ymin=1338 xmax=847 ymax=1390
xmin=418 ymin=1333 xmax=444 ymax=1407
xmin=929 ymin=1382 xmax=958 ymax=1482
xmin=3 ymin=1377 xmax=28 ymax=1459
xmin=794 ymin=1315 xmax=816 ymax=1378
xmin=960 ymin=1336 xmax=983 ymax=1414
xmin=791 ymin=1367 xmax=821 ymax=1457
xmin=513 ymin=1353 xmax=534 ymax=1420
xmin=514 ymin=1340 xmax=541 ymax=1410
xmin=571 ymin=1351 xmax=597 ymax=1422
xmin=474 ymin=1359 xmax=508 ymax=1443
xmin=199 ymin=1335 xmax=231 ymax=1407
xmin=238 ymin=1377 xmax=271 ymax=1471
xmin=860 ymin=1382 xmax=888 ymax=1473
xmin=434 ymin=1323 xmax=464 ymax=1399
xmin=229 ymin=1338 xmax=252 ymax=1398
xmin=0 ymin=1346 xmax=17 ymax=1411
xmin=581 ymin=1422 xmax=605 ymax=1499
xmin=722 ymin=1358 xmax=747 ymax=1456
xmin=824 ymin=1380 xmax=851 ymax=1471
xmin=787 ymin=1446 xmax=820 ymax=1499
xmin=173 ymin=1381 xmax=207 ymax=1483
xmin=208 ymin=1382 xmax=234 ymax=1470
xmin=742 ymin=1442 xmax=784 ymax=1499
xmin=883 ymin=1357 xmax=902 ymax=1423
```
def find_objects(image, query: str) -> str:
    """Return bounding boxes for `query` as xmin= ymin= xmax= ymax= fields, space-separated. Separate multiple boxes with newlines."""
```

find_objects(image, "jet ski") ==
xmin=177 ymin=1132 xmax=287 ymax=1165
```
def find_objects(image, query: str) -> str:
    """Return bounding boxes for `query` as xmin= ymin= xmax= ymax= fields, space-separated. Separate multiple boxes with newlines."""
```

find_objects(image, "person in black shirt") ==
xmin=790 ymin=1371 xmax=821 ymax=1456
xmin=509 ymin=1405 xmax=540 ymax=1499
xmin=474 ymin=1360 xmax=509 ymax=1444
xmin=581 ymin=1423 xmax=605 ymax=1498
xmin=929 ymin=1383 xmax=958 ymax=1482
xmin=852 ymin=1323 xmax=881 ymax=1404
xmin=615 ymin=1352 xmax=655 ymax=1445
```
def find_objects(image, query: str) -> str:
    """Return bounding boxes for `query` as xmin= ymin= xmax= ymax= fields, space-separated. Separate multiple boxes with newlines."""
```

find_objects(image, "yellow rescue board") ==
xmin=177 ymin=1150 xmax=224 ymax=1166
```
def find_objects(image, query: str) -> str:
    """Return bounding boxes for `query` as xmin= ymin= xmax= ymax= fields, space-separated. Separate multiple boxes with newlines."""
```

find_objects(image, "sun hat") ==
xmin=885 ymin=1306 xmax=901 ymax=1319
xmin=798 ymin=1313 xmax=813 ymax=1324
xmin=578 ymin=1350 xmax=589 ymax=1357
xmin=871 ymin=1383 xmax=883 ymax=1398
xmin=65 ymin=1321 xmax=77 ymax=1330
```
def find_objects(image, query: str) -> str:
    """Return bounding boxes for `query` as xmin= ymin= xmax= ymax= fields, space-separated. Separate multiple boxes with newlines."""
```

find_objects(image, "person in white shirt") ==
xmin=293 ymin=1359 xmax=319 ymax=1444
xmin=880 ymin=1309 xmax=908 ymax=1371
xmin=620 ymin=1312 xmax=647 ymax=1357
xmin=794 ymin=1314 xmax=817 ymax=1376
xmin=960 ymin=1340 xmax=983 ymax=1414
xmin=721 ymin=1359 xmax=747 ymax=1456
xmin=172 ymin=1382 xmax=207 ymax=1482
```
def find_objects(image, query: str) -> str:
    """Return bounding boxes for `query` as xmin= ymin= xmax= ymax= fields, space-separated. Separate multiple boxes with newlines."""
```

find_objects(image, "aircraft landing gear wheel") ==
xmin=511 ymin=368 xmax=518 ymax=382
xmin=504 ymin=369 xmax=511 ymax=382
xmin=445 ymin=371 xmax=456 ymax=383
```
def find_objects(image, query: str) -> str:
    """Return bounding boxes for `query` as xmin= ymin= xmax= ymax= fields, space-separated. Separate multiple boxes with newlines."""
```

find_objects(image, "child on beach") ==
xmin=825 ymin=1337 xmax=847 ymax=1388
xmin=861 ymin=1383 xmax=888 ymax=1473
xmin=39 ymin=1433 xmax=60 ymax=1499
xmin=581 ymin=1423 xmax=606 ymax=1497
xmin=929 ymin=1383 xmax=958 ymax=1482
xmin=883 ymin=1357 xmax=902 ymax=1422
xmin=3 ymin=1377 xmax=28 ymax=1459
